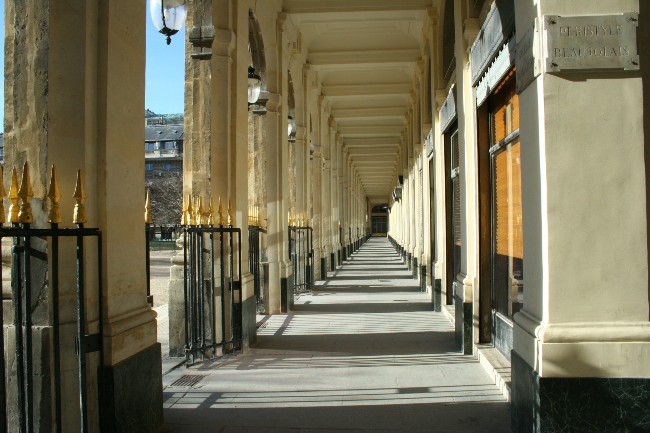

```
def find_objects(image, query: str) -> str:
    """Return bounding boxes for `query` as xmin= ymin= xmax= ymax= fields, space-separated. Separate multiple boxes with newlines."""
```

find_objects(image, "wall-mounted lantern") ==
xmin=248 ymin=66 xmax=262 ymax=104
xmin=150 ymin=0 xmax=188 ymax=45
xmin=288 ymin=115 xmax=296 ymax=137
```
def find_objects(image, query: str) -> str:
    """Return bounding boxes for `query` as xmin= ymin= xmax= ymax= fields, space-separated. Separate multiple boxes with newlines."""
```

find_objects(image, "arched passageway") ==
xmin=1 ymin=1 xmax=649 ymax=432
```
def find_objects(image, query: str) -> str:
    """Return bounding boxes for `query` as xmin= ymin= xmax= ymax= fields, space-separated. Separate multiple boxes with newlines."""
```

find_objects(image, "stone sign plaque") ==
xmin=544 ymin=13 xmax=639 ymax=72
xmin=516 ymin=18 xmax=541 ymax=93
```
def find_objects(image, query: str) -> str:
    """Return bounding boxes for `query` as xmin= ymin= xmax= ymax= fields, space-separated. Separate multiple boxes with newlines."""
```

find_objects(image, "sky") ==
xmin=0 ymin=1 xmax=185 ymax=130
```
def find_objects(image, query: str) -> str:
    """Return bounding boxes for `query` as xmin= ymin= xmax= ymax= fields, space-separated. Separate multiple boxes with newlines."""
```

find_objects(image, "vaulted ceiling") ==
xmin=285 ymin=0 xmax=432 ymax=203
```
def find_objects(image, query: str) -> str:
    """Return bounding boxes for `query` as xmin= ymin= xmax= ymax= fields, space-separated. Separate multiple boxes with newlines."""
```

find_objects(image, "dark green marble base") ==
xmin=321 ymin=257 xmax=327 ymax=280
xmin=433 ymin=279 xmax=442 ymax=312
xmin=330 ymin=253 xmax=335 ymax=271
xmin=407 ymin=253 xmax=412 ymax=270
xmin=413 ymin=257 xmax=418 ymax=279
xmin=101 ymin=343 xmax=163 ymax=433
xmin=337 ymin=249 xmax=341 ymax=265
xmin=420 ymin=266 xmax=426 ymax=293
xmin=492 ymin=311 xmax=513 ymax=361
xmin=454 ymin=292 xmax=472 ymax=355
xmin=241 ymin=295 xmax=257 ymax=349
xmin=511 ymin=351 xmax=650 ymax=433
xmin=280 ymin=277 xmax=294 ymax=313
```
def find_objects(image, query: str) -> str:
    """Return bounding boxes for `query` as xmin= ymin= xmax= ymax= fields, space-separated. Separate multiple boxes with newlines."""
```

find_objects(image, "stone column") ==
xmin=295 ymin=127 xmax=306 ymax=216
xmin=4 ymin=1 xmax=166 ymax=431
xmin=311 ymin=145 xmax=323 ymax=279
xmin=264 ymin=93 xmax=284 ymax=314
xmin=452 ymin=0 xmax=479 ymax=355
xmin=512 ymin=1 xmax=650 ymax=431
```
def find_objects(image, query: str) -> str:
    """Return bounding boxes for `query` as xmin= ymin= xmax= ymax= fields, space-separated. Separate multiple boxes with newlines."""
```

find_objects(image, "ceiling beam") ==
xmin=339 ymin=125 xmax=404 ymax=136
xmin=345 ymin=137 xmax=401 ymax=146
xmin=322 ymin=83 xmax=412 ymax=97
xmin=284 ymin=0 xmax=431 ymax=14
xmin=308 ymin=49 xmax=420 ymax=66
xmin=332 ymin=107 xmax=407 ymax=119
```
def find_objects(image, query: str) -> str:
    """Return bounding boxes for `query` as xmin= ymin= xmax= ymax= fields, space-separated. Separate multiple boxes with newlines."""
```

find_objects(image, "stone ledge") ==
xmin=477 ymin=344 xmax=512 ymax=401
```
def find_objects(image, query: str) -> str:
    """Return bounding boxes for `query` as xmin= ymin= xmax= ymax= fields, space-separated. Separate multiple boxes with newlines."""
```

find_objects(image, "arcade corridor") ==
xmin=161 ymin=238 xmax=510 ymax=432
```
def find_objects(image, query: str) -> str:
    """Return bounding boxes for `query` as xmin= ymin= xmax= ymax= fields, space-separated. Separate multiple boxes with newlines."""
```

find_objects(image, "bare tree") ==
xmin=145 ymin=173 xmax=183 ymax=226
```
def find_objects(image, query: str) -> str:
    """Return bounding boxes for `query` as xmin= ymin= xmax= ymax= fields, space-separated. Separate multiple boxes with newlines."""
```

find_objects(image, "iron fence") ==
xmin=0 ymin=223 xmax=103 ymax=433
xmin=289 ymin=226 xmax=313 ymax=292
xmin=248 ymin=226 xmax=264 ymax=310
xmin=182 ymin=225 xmax=242 ymax=366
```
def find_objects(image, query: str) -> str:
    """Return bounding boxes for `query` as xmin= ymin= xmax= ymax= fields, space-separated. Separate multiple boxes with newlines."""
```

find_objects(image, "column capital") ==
xmin=463 ymin=18 xmax=480 ymax=48
xmin=213 ymin=28 xmax=235 ymax=57
xmin=266 ymin=92 xmax=282 ymax=112
xmin=295 ymin=126 xmax=307 ymax=141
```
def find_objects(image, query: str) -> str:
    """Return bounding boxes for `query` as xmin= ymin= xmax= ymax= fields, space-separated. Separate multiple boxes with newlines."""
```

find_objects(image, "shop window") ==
xmin=489 ymin=71 xmax=523 ymax=320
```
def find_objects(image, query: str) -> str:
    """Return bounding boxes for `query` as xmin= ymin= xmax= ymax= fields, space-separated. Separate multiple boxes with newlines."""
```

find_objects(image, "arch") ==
xmin=440 ymin=0 xmax=456 ymax=84
xmin=248 ymin=10 xmax=266 ymax=75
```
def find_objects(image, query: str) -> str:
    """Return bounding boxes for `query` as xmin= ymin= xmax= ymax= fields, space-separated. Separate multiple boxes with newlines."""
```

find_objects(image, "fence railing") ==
xmin=289 ymin=226 xmax=313 ymax=292
xmin=248 ymin=226 xmax=264 ymax=310
xmin=182 ymin=224 xmax=242 ymax=366
xmin=0 ymin=164 xmax=104 ymax=433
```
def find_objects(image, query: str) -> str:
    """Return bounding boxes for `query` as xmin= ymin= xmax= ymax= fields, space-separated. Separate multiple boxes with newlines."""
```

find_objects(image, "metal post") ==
xmin=182 ymin=227 xmax=189 ymax=362
xmin=51 ymin=223 xmax=62 ymax=433
xmin=0 ymin=227 xmax=6 ymax=433
xmin=75 ymin=226 xmax=88 ymax=433
xmin=12 ymin=228 xmax=26 ymax=433
xmin=145 ymin=223 xmax=152 ymax=305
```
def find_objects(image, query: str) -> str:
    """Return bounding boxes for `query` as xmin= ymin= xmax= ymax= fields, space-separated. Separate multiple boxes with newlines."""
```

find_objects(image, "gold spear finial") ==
xmin=18 ymin=162 xmax=34 ymax=224
xmin=218 ymin=196 xmax=225 ymax=226
xmin=197 ymin=196 xmax=205 ymax=225
xmin=73 ymin=169 xmax=87 ymax=224
xmin=47 ymin=165 xmax=62 ymax=224
xmin=0 ymin=166 xmax=6 ymax=224
xmin=207 ymin=198 xmax=215 ymax=226
xmin=187 ymin=194 xmax=196 ymax=226
xmin=181 ymin=195 xmax=188 ymax=225
xmin=145 ymin=188 xmax=153 ymax=224
xmin=8 ymin=167 xmax=19 ymax=223
xmin=227 ymin=199 xmax=233 ymax=227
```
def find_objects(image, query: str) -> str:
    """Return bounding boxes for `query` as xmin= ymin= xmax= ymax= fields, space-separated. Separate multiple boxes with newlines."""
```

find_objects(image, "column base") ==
xmin=433 ymin=279 xmax=442 ymax=312
xmin=454 ymin=290 xmax=473 ymax=355
xmin=330 ymin=253 xmax=335 ymax=272
xmin=420 ymin=265 xmax=426 ymax=293
xmin=321 ymin=257 xmax=327 ymax=280
xmin=241 ymin=294 xmax=257 ymax=348
xmin=101 ymin=343 xmax=163 ymax=433
xmin=280 ymin=276 xmax=294 ymax=313
xmin=512 ymin=351 xmax=650 ymax=433
xmin=412 ymin=257 xmax=418 ymax=279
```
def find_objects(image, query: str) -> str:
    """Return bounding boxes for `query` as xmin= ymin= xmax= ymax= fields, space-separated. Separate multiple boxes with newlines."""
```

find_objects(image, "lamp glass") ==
xmin=248 ymin=67 xmax=262 ymax=104
xmin=150 ymin=0 xmax=187 ymax=41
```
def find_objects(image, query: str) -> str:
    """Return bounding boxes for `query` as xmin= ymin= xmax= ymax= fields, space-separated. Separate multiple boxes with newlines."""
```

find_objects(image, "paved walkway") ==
xmin=162 ymin=237 xmax=511 ymax=433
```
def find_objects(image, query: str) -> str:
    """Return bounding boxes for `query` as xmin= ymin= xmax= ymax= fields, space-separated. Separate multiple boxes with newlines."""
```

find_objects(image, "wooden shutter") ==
xmin=451 ymin=132 xmax=461 ymax=247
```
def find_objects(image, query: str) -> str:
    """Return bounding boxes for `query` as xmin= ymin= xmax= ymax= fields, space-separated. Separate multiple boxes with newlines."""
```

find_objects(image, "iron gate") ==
xmin=0 ymin=165 xmax=104 ymax=433
xmin=182 ymin=224 xmax=242 ymax=366
xmin=248 ymin=225 xmax=264 ymax=311
xmin=288 ymin=226 xmax=313 ymax=292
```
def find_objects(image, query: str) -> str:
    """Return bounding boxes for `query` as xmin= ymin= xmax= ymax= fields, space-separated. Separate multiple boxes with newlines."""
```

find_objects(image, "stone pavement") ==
xmin=161 ymin=237 xmax=511 ymax=433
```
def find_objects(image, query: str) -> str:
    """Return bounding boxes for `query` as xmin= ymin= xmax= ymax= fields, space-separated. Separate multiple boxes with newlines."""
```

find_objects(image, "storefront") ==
xmin=471 ymin=0 xmax=519 ymax=358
